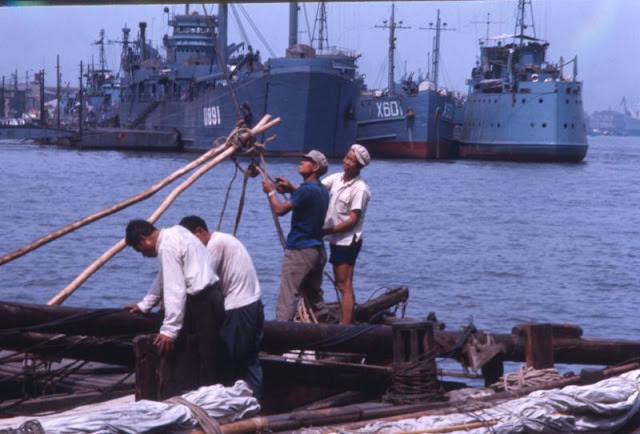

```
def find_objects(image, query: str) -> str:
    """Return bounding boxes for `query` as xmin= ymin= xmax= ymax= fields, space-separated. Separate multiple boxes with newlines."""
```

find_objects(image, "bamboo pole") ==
xmin=394 ymin=420 xmax=499 ymax=434
xmin=47 ymin=116 xmax=280 ymax=306
xmin=0 ymin=142 xmax=228 ymax=266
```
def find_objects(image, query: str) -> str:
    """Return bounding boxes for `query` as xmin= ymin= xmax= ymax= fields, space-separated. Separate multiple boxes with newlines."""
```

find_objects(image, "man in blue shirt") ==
xmin=262 ymin=150 xmax=330 ymax=321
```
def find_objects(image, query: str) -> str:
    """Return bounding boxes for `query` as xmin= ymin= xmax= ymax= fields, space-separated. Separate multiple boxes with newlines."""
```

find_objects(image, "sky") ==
xmin=0 ymin=0 xmax=637 ymax=115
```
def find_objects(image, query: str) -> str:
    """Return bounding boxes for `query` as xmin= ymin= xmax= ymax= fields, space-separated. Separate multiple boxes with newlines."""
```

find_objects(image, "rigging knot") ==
xmin=229 ymin=126 xmax=256 ymax=152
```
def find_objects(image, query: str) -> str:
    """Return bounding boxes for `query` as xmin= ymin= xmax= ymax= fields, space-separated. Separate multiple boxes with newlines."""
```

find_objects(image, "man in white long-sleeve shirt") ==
xmin=179 ymin=215 xmax=264 ymax=399
xmin=124 ymin=219 xmax=224 ymax=386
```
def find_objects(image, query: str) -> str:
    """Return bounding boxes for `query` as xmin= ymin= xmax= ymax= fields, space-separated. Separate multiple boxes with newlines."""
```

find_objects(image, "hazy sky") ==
xmin=0 ymin=1 xmax=636 ymax=114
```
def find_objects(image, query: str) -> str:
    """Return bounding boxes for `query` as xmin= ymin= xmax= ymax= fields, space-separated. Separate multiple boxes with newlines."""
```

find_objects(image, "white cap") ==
xmin=350 ymin=144 xmax=370 ymax=167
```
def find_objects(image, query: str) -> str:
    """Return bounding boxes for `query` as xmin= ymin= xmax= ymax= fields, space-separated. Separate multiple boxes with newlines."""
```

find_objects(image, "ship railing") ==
xmin=316 ymin=46 xmax=360 ymax=59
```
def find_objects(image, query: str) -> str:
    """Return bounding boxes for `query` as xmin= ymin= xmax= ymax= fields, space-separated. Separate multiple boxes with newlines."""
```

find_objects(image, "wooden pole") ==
xmin=523 ymin=323 xmax=554 ymax=369
xmin=47 ymin=116 xmax=280 ymax=305
xmin=394 ymin=420 xmax=499 ymax=433
xmin=0 ymin=142 xmax=227 ymax=266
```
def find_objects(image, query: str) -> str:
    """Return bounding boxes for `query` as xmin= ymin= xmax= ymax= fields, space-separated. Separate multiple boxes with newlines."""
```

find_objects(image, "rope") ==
xmin=236 ymin=4 xmax=277 ymax=58
xmin=0 ymin=420 xmax=45 ymax=433
xmin=305 ymin=323 xmax=379 ymax=349
xmin=439 ymin=320 xmax=477 ymax=360
xmin=216 ymin=142 xmax=239 ymax=232
xmin=166 ymin=396 xmax=222 ymax=434
xmin=253 ymin=151 xmax=287 ymax=249
xmin=383 ymin=352 xmax=444 ymax=405
xmin=0 ymin=333 xmax=135 ymax=415
xmin=232 ymin=167 xmax=250 ymax=237
xmin=489 ymin=365 xmax=564 ymax=392
xmin=294 ymin=296 xmax=318 ymax=324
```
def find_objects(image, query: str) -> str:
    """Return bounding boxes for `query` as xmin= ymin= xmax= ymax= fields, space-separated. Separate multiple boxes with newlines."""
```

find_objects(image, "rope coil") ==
xmin=490 ymin=365 xmax=565 ymax=392
xmin=384 ymin=352 xmax=444 ymax=405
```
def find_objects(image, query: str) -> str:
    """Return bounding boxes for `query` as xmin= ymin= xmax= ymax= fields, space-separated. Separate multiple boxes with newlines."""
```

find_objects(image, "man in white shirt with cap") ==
xmin=322 ymin=144 xmax=371 ymax=324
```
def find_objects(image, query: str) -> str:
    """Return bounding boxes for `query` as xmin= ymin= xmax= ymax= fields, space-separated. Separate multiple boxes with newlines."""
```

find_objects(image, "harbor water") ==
xmin=1 ymin=136 xmax=639 ymax=341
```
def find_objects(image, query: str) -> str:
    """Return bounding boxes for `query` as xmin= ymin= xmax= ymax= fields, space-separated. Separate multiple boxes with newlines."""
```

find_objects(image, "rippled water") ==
xmin=1 ymin=136 xmax=639 ymax=340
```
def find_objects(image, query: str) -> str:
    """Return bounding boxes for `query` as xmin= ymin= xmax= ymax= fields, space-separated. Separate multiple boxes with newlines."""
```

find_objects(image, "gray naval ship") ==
xmin=118 ymin=3 xmax=361 ymax=156
xmin=355 ymin=6 xmax=460 ymax=160
xmin=589 ymin=98 xmax=640 ymax=136
xmin=458 ymin=0 xmax=588 ymax=162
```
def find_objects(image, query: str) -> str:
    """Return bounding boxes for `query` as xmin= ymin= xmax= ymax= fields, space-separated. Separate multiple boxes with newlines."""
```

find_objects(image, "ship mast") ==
xmin=312 ymin=2 xmax=329 ymax=51
xmin=375 ymin=4 xmax=409 ymax=95
xmin=93 ymin=29 xmax=107 ymax=72
xmin=420 ymin=9 xmax=454 ymax=92
xmin=218 ymin=4 xmax=228 ymax=64
xmin=514 ymin=0 xmax=536 ymax=45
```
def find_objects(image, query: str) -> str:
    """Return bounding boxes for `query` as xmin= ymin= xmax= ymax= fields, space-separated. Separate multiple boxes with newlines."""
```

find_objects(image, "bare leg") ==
xmin=333 ymin=262 xmax=355 ymax=324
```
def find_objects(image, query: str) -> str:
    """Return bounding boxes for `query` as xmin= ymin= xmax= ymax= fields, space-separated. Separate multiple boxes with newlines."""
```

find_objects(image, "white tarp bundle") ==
xmin=0 ymin=380 xmax=260 ymax=434
xmin=354 ymin=369 xmax=640 ymax=433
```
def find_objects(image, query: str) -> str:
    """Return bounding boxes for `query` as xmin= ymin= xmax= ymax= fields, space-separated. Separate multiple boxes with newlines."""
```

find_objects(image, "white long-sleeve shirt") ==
xmin=137 ymin=225 xmax=218 ymax=339
xmin=207 ymin=232 xmax=261 ymax=310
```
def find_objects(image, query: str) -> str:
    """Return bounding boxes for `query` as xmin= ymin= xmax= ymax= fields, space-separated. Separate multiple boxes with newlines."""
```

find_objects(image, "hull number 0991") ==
xmin=203 ymin=106 xmax=221 ymax=126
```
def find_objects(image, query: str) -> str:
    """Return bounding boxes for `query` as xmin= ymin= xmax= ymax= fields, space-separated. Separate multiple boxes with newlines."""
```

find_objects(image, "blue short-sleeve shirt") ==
xmin=286 ymin=180 xmax=329 ymax=249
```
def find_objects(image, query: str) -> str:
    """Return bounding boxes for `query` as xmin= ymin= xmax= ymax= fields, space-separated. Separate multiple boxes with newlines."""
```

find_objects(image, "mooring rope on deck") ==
xmin=167 ymin=396 xmax=222 ymax=434
xmin=490 ymin=365 xmax=565 ymax=392
xmin=383 ymin=352 xmax=444 ymax=405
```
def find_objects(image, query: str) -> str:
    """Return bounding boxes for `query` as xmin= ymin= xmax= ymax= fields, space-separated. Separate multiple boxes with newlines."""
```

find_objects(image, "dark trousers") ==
xmin=174 ymin=282 xmax=225 ymax=388
xmin=218 ymin=299 xmax=264 ymax=400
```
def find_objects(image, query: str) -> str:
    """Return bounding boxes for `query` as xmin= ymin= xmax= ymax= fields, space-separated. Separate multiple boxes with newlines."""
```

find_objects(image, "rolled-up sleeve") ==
xmin=351 ymin=187 xmax=370 ymax=212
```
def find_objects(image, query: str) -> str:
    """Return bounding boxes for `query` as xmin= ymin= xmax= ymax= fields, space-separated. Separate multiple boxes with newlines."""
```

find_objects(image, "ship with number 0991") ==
xmin=118 ymin=3 xmax=361 ymax=157
xmin=458 ymin=0 xmax=588 ymax=162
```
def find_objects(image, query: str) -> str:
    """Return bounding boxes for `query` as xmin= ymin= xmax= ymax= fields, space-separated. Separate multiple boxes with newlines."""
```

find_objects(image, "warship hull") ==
xmin=120 ymin=58 xmax=360 ymax=157
xmin=263 ymin=57 xmax=360 ymax=156
xmin=458 ymin=0 xmax=588 ymax=163
xmin=356 ymin=88 xmax=458 ymax=159
xmin=459 ymin=81 xmax=588 ymax=162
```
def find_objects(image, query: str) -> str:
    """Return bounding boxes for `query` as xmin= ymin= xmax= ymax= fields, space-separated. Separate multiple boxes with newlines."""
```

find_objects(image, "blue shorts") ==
xmin=329 ymin=238 xmax=362 ymax=266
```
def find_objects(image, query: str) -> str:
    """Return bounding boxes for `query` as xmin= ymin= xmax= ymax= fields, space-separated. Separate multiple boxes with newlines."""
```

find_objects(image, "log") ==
xmin=262 ymin=321 xmax=394 ymax=357
xmin=2 ymin=302 xmax=640 ymax=367
xmin=0 ymin=332 xmax=134 ymax=367
xmin=354 ymin=286 xmax=409 ymax=322
xmin=0 ymin=301 xmax=161 ymax=336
